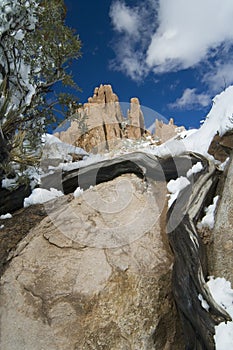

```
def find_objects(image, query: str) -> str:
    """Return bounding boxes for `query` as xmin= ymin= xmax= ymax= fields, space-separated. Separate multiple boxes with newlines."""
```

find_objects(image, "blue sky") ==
xmin=64 ymin=0 xmax=233 ymax=130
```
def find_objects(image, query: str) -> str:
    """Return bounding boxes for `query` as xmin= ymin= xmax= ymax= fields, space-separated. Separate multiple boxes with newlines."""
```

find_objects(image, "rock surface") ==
xmin=208 ymin=131 xmax=233 ymax=162
xmin=0 ymin=174 xmax=184 ymax=350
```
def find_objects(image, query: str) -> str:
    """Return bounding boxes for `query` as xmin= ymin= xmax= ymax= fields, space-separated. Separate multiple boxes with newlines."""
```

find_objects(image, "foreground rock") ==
xmin=0 ymin=174 xmax=184 ymax=350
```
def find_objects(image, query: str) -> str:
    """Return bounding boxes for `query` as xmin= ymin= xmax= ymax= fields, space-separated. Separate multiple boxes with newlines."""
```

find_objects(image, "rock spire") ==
xmin=54 ymin=84 xmax=149 ymax=153
xmin=54 ymin=84 xmax=185 ymax=152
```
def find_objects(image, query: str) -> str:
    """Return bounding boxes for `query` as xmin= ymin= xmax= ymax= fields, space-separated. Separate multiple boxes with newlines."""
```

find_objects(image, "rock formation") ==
xmin=54 ymin=85 xmax=153 ymax=153
xmin=126 ymin=97 xmax=145 ymax=139
xmin=55 ymin=85 xmax=148 ymax=153
xmin=54 ymin=85 xmax=187 ymax=152
xmin=1 ymin=76 xmax=233 ymax=350
xmin=0 ymin=174 xmax=184 ymax=350
xmin=154 ymin=118 xmax=186 ymax=143
xmin=54 ymin=85 xmax=123 ymax=153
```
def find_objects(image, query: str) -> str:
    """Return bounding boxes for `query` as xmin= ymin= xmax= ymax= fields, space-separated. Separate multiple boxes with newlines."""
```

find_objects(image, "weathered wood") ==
xmin=167 ymin=160 xmax=231 ymax=350
xmin=41 ymin=151 xmax=204 ymax=194
xmin=1 ymin=151 xmax=201 ymax=214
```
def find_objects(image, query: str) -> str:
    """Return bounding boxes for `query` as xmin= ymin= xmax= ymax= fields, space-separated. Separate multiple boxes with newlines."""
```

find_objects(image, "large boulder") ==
xmin=0 ymin=174 xmax=184 ymax=350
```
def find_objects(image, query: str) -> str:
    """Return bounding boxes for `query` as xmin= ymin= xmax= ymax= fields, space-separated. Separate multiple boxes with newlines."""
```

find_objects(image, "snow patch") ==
xmin=73 ymin=187 xmax=84 ymax=198
xmin=2 ymin=177 xmax=18 ymax=190
xmin=167 ymin=176 xmax=190 ymax=208
xmin=198 ymin=294 xmax=210 ymax=311
xmin=186 ymin=162 xmax=203 ymax=178
xmin=0 ymin=213 xmax=12 ymax=219
xmin=218 ymin=157 xmax=230 ymax=171
xmin=24 ymin=188 xmax=64 ymax=207
xmin=197 ymin=195 xmax=219 ymax=230
xmin=207 ymin=277 xmax=233 ymax=350
xmin=42 ymin=133 xmax=88 ymax=162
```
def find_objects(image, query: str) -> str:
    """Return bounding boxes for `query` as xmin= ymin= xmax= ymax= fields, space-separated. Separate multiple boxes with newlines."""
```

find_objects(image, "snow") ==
xmin=2 ymin=177 xmax=19 ymax=190
xmin=217 ymin=157 xmax=230 ymax=171
xmin=207 ymin=277 xmax=233 ymax=350
xmin=73 ymin=186 xmax=84 ymax=198
xmin=2 ymin=134 xmax=89 ymax=192
xmin=0 ymin=0 xmax=39 ymax=108
xmin=167 ymin=176 xmax=190 ymax=208
xmin=150 ymin=86 xmax=233 ymax=159
xmin=182 ymin=86 xmax=233 ymax=156
xmin=198 ymin=293 xmax=210 ymax=311
xmin=2 ymin=166 xmax=43 ymax=191
xmin=41 ymin=133 xmax=89 ymax=163
xmin=23 ymin=188 xmax=64 ymax=207
xmin=197 ymin=195 xmax=219 ymax=230
xmin=176 ymin=128 xmax=198 ymax=139
xmin=186 ymin=161 xmax=203 ymax=178
xmin=0 ymin=225 xmax=4 ymax=230
xmin=48 ymin=153 xmax=108 ymax=172
xmin=0 ymin=213 xmax=12 ymax=219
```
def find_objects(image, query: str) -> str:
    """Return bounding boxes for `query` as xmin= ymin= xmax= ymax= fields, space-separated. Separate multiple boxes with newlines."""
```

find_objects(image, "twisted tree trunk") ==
xmin=167 ymin=159 xmax=231 ymax=349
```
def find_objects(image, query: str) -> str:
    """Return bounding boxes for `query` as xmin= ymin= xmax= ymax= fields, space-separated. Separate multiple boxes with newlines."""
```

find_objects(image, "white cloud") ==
xmin=109 ymin=1 xmax=140 ymax=36
xmin=203 ymin=61 xmax=233 ymax=93
xmin=109 ymin=1 xmax=157 ymax=80
xmin=169 ymin=88 xmax=211 ymax=110
xmin=146 ymin=0 xmax=233 ymax=73
xmin=110 ymin=0 xmax=233 ymax=77
xmin=108 ymin=37 xmax=148 ymax=81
